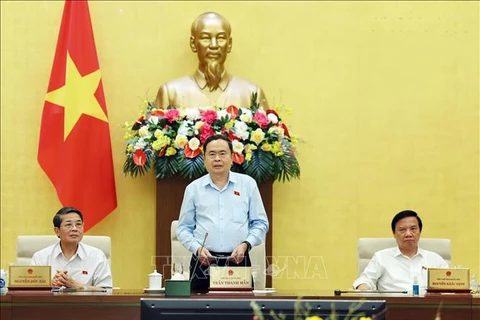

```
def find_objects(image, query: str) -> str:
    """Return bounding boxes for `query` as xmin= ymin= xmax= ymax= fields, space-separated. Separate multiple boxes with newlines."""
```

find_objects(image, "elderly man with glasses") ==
xmin=31 ymin=206 xmax=112 ymax=290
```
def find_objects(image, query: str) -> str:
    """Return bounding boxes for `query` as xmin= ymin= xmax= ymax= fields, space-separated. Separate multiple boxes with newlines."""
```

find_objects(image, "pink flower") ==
xmin=164 ymin=109 xmax=180 ymax=122
xmin=201 ymin=110 xmax=217 ymax=124
xmin=200 ymin=123 xmax=214 ymax=144
xmin=253 ymin=112 xmax=269 ymax=129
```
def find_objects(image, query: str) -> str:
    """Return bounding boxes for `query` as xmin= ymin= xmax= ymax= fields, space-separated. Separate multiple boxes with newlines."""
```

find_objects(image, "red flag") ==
xmin=38 ymin=0 xmax=117 ymax=231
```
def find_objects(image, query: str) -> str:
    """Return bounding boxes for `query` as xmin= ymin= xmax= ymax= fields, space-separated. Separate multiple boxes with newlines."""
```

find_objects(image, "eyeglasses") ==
xmin=206 ymin=151 xmax=230 ymax=159
xmin=61 ymin=222 xmax=84 ymax=230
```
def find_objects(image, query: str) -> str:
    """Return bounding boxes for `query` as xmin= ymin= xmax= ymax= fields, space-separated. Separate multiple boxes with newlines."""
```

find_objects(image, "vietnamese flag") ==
xmin=37 ymin=0 xmax=117 ymax=231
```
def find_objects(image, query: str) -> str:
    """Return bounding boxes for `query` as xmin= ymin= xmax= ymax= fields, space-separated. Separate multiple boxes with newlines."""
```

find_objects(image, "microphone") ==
xmin=190 ymin=232 xmax=209 ymax=282
xmin=334 ymin=289 xmax=408 ymax=296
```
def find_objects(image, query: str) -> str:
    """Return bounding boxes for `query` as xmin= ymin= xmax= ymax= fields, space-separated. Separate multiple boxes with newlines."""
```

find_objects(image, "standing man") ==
xmin=155 ymin=12 xmax=269 ymax=109
xmin=177 ymin=135 xmax=269 ymax=291
xmin=353 ymin=210 xmax=448 ymax=293
xmin=32 ymin=206 xmax=112 ymax=290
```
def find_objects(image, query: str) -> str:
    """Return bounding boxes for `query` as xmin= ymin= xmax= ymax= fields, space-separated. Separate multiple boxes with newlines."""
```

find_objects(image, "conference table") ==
xmin=1 ymin=289 xmax=478 ymax=320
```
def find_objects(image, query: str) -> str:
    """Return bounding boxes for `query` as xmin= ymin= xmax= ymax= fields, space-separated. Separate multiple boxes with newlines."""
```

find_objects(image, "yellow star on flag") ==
xmin=45 ymin=51 xmax=108 ymax=140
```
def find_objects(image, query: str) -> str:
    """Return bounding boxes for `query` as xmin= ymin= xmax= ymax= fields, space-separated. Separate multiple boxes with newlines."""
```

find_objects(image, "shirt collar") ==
xmin=201 ymin=172 xmax=237 ymax=189
xmin=193 ymin=69 xmax=230 ymax=91
xmin=54 ymin=241 xmax=85 ymax=261
xmin=394 ymin=246 xmax=423 ymax=258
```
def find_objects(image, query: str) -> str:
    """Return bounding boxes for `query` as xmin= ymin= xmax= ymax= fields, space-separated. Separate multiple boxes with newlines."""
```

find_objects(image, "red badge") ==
xmin=234 ymin=191 xmax=240 ymax=196
xmin=82 ymin=270 xmax=88 ymax=275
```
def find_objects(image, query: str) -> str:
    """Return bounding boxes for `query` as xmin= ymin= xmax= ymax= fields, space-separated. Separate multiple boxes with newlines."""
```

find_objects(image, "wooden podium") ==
xmin=155 ymin=177 xmax=273 ymax=287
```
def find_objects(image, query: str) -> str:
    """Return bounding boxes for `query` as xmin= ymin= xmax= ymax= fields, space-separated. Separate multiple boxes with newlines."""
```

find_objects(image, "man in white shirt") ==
xmin=31 ymin=207 xmax=112 ymax=289
xmin=353 ymin=210 xmax=448 ymax=293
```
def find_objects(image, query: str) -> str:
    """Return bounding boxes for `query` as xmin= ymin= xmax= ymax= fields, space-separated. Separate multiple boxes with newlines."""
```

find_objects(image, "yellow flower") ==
xmin=174 ymin=135 xmax=188 ymax=148
xmin=245 ymin=151 xmax=252 ymax=161
xmin=166 ymin=146 xmax=177 ymax=156
xmin=224 ymin=120 xmax=235 ymax=130
xmin=261 ymin=143 xmax=272 ymax=152
xmin=154 ymin=129 xmax=163 ymax=139
xmin=123 ymin=130 xmax=135 ymax=140
xmin=126 ymin=144 xmax=134 ymax=153
xmin=138 ymin=126 xmax=149 ymax=137
xmin=306 ymin=316 xmax=323 ymax=320
xmin=251 ymin=128 xmax=265 ymax=145
xmin=195 ymin=121 xmax=204 ymax=130
xmin=359 ymin=317 xmax=372 ymax=320
xmin=152 ymin=136 xmax=170 ymax=151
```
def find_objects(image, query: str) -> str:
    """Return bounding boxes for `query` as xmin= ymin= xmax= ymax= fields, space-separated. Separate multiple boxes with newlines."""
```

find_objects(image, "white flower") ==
xmin=216 ymin=109 xmax=230 ymax=120
xmin=267 ymin=113 xmax=278 ymax=124
xmin=134 ymin=139 xmax=147 ymax=150
xmin=138 ymin=125 xmax=149 ymax=137
xmin=185 ymin=107 xmax=201 ymax=121
xmin=188 ymin=137 xmax=200 ymax=150
xmin=234 ymin=121 xmax=250 ymax=140
xmin=232 ymin=140 xmax=244 ymax=154
xmin=239 ymin=108 xmax=252 ymax=123
xmin=148 ymin=116 xmax=159 ymax=125
xmin=178 ymin=121 xmax=193 ymax=136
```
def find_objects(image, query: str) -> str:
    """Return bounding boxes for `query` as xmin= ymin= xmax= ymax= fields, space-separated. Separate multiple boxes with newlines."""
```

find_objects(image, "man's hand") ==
xmin=228 ymin=243 xmax=248 ymax=264
xmin=52 ymin=270 xmax=83 ymax=289
xmin=356 ymin=283 xmax=370 ymax=291
xmin=197 ymin=247 xmax=213 ymax=266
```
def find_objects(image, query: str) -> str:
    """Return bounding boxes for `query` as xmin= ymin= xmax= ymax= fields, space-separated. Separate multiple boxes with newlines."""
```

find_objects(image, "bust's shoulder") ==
xmin=162 ymin=75 xmax=196 ymax=88
xmin=228 ymin=75 xmax=261 ymax=90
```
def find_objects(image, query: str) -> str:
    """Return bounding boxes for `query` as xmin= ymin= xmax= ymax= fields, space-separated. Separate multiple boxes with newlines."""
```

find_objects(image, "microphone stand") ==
xmin=334 ymin=289 xmax=408 ymax=296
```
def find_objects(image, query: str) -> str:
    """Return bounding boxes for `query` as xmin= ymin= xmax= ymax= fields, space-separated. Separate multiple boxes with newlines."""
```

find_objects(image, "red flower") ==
xmin=201 ymin=110 xmax=217 ymax=124
xmin=133 ymin=149 xmax=147 ymax=166
xmin=226 ymin=105 xmax=239 ymax=119
xmin=253 ymin=112 xmax=269 ymax=129
xmin=279 ymin=122 xmax=290 ymax=138
xmin=266 ymin=109 xmax=279 ymax=117
xmin=132 ymin=116 xmax=144 ymax=130
xmin=232 ymin=152 xmax=245 ymax=165
xmin=184 ymin=144 xmax=202 ymax=158
xmin=228 ymin=130 xmax=240 ymax=142
xmin=150 ymin=110 xmax=165 ymax=117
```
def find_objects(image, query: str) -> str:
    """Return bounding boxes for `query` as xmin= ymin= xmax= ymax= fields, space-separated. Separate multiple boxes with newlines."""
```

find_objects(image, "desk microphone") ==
xmin=190 ymin=232 xmax=209 ymax=282
xmin=334 ymin=289 xmax=408 ymax=296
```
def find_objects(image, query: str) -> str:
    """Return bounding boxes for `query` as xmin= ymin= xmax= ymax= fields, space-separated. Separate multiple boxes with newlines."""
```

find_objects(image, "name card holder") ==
xmin=209 ymin=266 xmax=252 ymax=291
xmin=427 ymin=267 xmax=471 ymax=293
xmin=8 ymin=266 xmax=52 ymax=290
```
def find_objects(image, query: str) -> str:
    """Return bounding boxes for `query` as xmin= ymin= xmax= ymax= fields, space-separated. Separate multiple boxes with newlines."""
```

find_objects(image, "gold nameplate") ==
xmin=210 ymin=266 xmax=252 ymax=289
xmin=428 ymin=268 xmax=469 ymax=290
xmin=9 ymin=266 xmax=52 ymax=288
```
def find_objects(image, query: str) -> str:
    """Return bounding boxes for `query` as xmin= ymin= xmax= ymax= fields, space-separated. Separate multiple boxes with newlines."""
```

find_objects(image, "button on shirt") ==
xmin=177 ymin=172 xmax=269 ymax=254
xmin=31 ymin=242 xmax=112 ymax=288
xmin=353 ymin=247 xmax=448 ymax=293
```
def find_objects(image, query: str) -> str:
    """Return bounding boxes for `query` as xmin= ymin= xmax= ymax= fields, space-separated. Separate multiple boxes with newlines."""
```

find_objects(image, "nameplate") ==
xmin=209 ymin=266 xmax=252 ymax=289
xmin=427 ymin=268 xmax=469 ymax=290
xmin=9 ymin=266 xmax=51 ymax=288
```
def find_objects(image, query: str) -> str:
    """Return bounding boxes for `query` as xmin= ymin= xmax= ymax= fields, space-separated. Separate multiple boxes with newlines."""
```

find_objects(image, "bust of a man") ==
xmin=154 ymin=12 xmax=268 ymax=109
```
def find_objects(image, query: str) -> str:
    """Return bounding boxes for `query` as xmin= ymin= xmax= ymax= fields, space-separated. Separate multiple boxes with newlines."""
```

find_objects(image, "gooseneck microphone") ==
xmin=190 ymin=232 xmax=209 ymax=281
xmin=334 ymin=289 xmax=408 ymax=296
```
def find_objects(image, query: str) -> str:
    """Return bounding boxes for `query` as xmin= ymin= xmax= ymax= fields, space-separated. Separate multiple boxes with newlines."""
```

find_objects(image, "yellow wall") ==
xmin=1 ymin=1 xmax=478 ymax=291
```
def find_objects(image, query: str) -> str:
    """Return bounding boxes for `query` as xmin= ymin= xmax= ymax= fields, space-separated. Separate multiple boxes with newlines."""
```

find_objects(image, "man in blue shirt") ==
xmin=177 ymin=134 xmax=269 ymax=291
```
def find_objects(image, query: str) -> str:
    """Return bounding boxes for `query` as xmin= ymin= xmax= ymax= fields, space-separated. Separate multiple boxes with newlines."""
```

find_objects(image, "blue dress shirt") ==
xmin=177 ymin=171 xmax=269 ymax=254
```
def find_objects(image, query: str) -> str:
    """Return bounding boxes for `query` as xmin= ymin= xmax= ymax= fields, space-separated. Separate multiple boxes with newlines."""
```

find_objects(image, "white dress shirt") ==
xmin=31 ymin=242 xmax=112 ymax=288
xmin=353 ymin=246 xmax=448 ymax=293
xmin=177 ymin=171 xmax=269 ymax=254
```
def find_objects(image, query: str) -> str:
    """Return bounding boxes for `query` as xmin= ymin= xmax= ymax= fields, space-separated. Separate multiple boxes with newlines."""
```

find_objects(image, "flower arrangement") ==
xmin=123 ymin=94 xmax=300 ymax=183
xmin=250 ymin=300 xmax=375 ymax=320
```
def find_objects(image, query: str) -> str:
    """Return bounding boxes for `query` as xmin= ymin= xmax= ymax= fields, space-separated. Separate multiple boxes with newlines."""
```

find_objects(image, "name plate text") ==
xmin=9 ymin=266 xmax=52 ymax=288
xmin=428 ymin=268 xmax=469 ymax=290
xmin=210 ymin=266 xmax=252 ymax=289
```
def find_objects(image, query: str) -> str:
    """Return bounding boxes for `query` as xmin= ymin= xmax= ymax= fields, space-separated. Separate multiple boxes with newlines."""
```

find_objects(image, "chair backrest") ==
xmin=170 ymin=220 xmax=267 ymax=289
xmin=357 ymin=238 xmax=451 ymax=276
xmin=16 ymin=235 xmax=112 ymax=266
